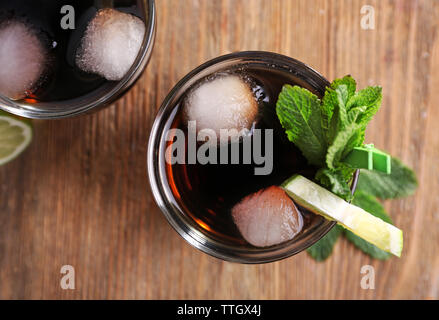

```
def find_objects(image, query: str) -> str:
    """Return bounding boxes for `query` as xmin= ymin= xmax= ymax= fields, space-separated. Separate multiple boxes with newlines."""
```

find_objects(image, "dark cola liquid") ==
xmin=164 ymin=66 xmax=325 ymax=246
xmin=0 ymin=0 xmax=146 ymax=103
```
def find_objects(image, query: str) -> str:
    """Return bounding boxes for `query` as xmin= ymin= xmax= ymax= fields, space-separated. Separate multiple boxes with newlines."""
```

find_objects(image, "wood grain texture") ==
xmin=1 ymin=0 xmax=438 ymax=299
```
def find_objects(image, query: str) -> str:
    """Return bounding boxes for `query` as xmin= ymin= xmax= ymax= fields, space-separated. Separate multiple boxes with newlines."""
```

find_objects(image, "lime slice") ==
xmin=0 ymin=111 xmax=32 ymax=165
xmin=282 ymin=175 xmax=403 ymax=257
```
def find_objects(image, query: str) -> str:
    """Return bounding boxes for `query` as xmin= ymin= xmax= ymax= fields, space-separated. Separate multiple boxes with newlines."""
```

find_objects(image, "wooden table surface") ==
xmin=1 ymin=0 xmax=438 ymax=300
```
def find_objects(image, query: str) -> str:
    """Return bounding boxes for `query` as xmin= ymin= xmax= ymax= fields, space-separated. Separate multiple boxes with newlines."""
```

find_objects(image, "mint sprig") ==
xmin=276 ymin=75 xmax=418 ymax=261
xmin=277 ymin=76 xmax=382 ymax=196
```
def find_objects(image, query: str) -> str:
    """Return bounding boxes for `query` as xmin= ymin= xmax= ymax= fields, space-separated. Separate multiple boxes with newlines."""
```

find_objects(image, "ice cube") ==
xmin=232 ymin=186 xmax=303 ymax=247
xmin=76 ymin=8 xmax=146 ymax=81
xmin=0 ymin=20 xmax=47 ymax=100
xmin=184 ymin=74 xmax=258 ymax=142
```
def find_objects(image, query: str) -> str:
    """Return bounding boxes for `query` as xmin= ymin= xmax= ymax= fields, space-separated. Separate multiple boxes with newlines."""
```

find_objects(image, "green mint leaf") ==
xmin=332 ymin=75 xmax=357 ymax=98
xmin=346 ymin=86 xmax=382 ymax=125
xmin=307 ymin=224 xmax=344 ymax=261
xmin=274 ymin=75 xmax=415 ymax=261
xmin=326 ymin=122 xmax=365 ymax=169
xmin=316 ymin=168 xmax=352 ymax=201
xmin=276 ymin=85 xmax=327 ymax=166
xmin=347 ymin=105 xmax=367 ymax=123
xmin=344 ymin=191 xmax=392 ymax=260
xmin=356 ymin=157 xmax=418 ymax=199
xmin=322 ymin=76 xmax=357 ymax=144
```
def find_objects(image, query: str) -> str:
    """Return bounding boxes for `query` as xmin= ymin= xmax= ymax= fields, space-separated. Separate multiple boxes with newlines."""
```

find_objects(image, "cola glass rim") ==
xmin=147 ymin=51 xmax=358 ymax=264
xmin=0 ymin=0 xmax=156 ymax=119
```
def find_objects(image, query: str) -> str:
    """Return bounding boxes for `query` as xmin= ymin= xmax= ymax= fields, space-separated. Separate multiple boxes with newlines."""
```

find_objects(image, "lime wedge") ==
xmin=282 ymin=175 xmax=403 ymax=257
xmin=0 ymin=111 xmax=32 ymax=165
